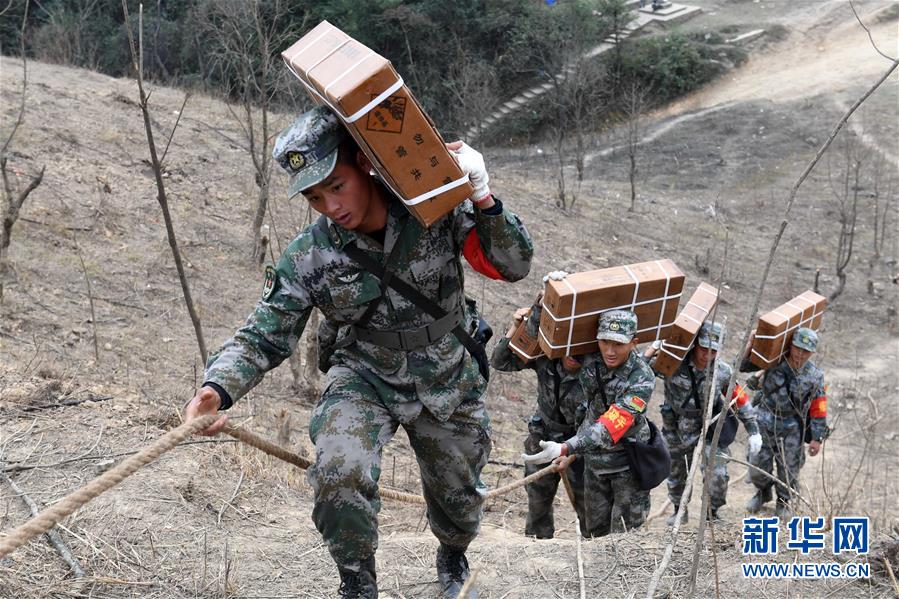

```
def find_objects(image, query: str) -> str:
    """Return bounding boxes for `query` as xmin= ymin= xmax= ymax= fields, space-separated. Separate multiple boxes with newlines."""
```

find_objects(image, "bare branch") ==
xmin=1 ymin=0 xmax=30 ymax=157
xmin=849 ymin=0 xmax=896 ymax=61
xmin=160 ymin=92 xmax=190 ymax=166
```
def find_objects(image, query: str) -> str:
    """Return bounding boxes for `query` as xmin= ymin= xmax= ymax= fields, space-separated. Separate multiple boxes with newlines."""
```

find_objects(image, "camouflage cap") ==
xmin=697 ymin=320 xmax=724 ymax=351
xmin=792 ymin=327 xmax=819 ymax=352
xmin=596 ymin=309 xmax=638 ymax=343
xmin=272 ymin=106 xmax=347 ymax=199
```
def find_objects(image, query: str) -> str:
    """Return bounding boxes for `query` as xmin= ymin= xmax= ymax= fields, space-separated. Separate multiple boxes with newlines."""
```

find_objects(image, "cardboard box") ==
xmin=749 ymin=290 xmax=826 ymax=368
xmin=508 ymin=307 xmax=543 ymax=363
xmin=653 ymin=282 xmax=719 ymax=377
xmin=538 ymin=259 xmax=685 ymax=359
xmin=281 ymin=21 xmax=474 ymax=227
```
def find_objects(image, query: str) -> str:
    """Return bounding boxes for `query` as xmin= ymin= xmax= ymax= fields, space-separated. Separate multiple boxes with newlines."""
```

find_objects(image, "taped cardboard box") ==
xmin=653 ymin=282 xmax=719 ymax=377
xmin=281 ymin=21 xmax=473 ymax=227
xmin=509 ymin=308 xmax=543 ymax=363
xmin=749 ymin=290 xmax=826 ymax=368
xmin=538 ymin=260 xmax=685 ymax=359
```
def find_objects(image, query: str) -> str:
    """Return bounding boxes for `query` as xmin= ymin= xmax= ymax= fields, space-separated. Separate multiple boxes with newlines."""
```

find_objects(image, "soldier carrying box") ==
xmin=644 ymin=321 xmax=762 ymax=523
xmin=183 ymin=106 xmax=533 ymax=599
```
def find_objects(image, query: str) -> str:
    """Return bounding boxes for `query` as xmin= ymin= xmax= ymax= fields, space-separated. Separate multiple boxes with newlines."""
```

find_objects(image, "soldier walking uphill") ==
xmin=490 ymin=292 xmax=588 ymax=539
xmin=643 ymin=321 xmax=762 ymax=523
xmin=741 ymin=327 xmax=828 ymax=521
xmin=522 ymin=309 xmax=656 ymax=537
xmin=183 ymin=107 xmax=534 ymax=599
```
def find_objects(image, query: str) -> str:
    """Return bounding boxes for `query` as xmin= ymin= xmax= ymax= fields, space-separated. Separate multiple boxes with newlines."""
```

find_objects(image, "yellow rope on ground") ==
xmin=0 ymin=414 xmax=218 ymax=558
xmin=1 ymin=418 xmax=569 ymax=555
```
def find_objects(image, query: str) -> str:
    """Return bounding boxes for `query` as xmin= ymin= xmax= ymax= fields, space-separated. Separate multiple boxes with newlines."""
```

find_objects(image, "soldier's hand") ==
xmin=447 ymin=141 xmax=490 ymax=203
xmin=542 ymin=270 xmax=568 ymax=283
xmin=184 ymin=386 xmax=228 ymax=436
xmin=522 ymin=440 xmax=565 ymax=465
xmin=808 ymin=440 xmax=822 ymax=456
xmin=747 ymin=433 xmax=763 ymax=458
xmin=513 ymin=307 xmax=530 ymax=323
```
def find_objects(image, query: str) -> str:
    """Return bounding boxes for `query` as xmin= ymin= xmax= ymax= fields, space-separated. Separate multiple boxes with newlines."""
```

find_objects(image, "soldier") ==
xmin=183 ymin=106 xmax=533 ymax=599
xmin=522 ymin=309 xmax=656 ymax=537
xmin=740 ymin=327 xmax=828 ymax=521
xmin=643 ymin=321 xmax=762 ymax=523
xmin=490 ymin=296 xmax=588 ymax=538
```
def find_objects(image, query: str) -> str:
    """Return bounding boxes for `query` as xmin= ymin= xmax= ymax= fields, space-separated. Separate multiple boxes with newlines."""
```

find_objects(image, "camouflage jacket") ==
xmin=565 ymin=350 xmax=655 ymax=469
xmin=491 ymin=338 xmax=588 ymax=442
xmin=651 ymin=357 xmax=759 ymax=450
xmin=204 ymin=194 xmax=533 ymax=423
xmin=742 ymin=358 xmax=828 ymax=442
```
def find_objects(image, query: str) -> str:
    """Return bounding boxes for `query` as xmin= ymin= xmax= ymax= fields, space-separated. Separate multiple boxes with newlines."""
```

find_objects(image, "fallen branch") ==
xmin=20 ymin=394 xmax=113 ymax=413
xmin=2 ymin=471 xmax=85 ymax=577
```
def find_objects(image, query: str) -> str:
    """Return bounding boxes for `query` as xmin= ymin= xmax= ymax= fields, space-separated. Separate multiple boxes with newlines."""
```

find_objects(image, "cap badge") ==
xmin=610 ymin=322 xmax=620 ymax=331
xmin=288 ymin=151 xmax=305 ymax=171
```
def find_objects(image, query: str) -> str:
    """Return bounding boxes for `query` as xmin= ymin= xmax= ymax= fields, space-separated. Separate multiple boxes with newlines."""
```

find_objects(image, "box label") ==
xmin=366 ymin=96 xmax=406 ymax=133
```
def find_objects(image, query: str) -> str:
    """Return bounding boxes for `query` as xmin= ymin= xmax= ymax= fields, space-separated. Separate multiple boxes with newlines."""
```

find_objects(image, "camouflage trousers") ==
xmin=524 ymin=454 xmax=586 ymax=538
xmin=582 ymin=459 xmax=650 ymax=537
xmin=749 ymin=422 xmax=804 ymax=503
xmin=668 ymin=443 xmax=731 ymax=511
xmin=307 ymin=366 xmax=491 ymax=565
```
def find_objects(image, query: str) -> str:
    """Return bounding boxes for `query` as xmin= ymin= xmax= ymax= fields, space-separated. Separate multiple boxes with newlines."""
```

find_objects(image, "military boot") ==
xmin=436 ymin=544 xmax=475 ymax=598
xmin=745 ymin=486 xmax=772 ymax=513
xmin=775 ymin=500 xmax=793 ymax=522
xmin=336 ymin=556 xmax=377 ymax=599
xmin=666 ymin=505 xmax=688 ymax=526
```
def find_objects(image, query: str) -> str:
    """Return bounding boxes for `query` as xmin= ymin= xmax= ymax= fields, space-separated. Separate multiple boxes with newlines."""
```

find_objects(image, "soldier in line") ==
xmin=643 ymin=321 xmax=762 ymax=523
xmin=183 ymin=106 xmax=534 ymax=599
xmin=523 ymin=309 xmax=656 ymax=537
xmin=740 ymin=327 xmax=828 ymax=521
xmin=490 ymin=294 xmax=588 ymax=538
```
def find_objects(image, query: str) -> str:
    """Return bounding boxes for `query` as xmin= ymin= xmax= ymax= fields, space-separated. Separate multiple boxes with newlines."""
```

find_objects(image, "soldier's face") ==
xmin=692 ymin=346 xmax=716 ymax=370
xmin=302 ymin=152 xmax=382 ymax=231
xmin=787 ymin=345 xmax=813 ymax=369
xmin=598 ymin=339 xmax=631 ymax=369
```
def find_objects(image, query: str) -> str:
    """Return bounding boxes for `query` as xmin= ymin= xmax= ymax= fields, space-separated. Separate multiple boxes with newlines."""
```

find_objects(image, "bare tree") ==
xmin=1 ymin=0 xmax=44 ymax=302
xmin=122 ymin=2 xmax=207 ymax=361
xmin=444 ymin=38 xmax=499 ymax=141
xmin=825 ymin=132 xmax=864 ymax=303
xmin=197 ymin=0 xmax=303 ymax=262
xmin=621 ymin=81 xmax=650 ymax=212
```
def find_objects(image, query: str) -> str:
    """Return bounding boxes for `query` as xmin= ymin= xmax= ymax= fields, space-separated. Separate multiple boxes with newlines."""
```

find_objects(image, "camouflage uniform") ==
xmin=204 ymin=110 xmax=534 ymax=567
xmin=652 ymin=356 xmax=758 ymax=514
xmin=490 ymin=303 xmax=587 ymax=538
xmin=741 ymin=335 xmax=827 ymax=506
xmin=563 ymin=311 xmax=656 ymax=537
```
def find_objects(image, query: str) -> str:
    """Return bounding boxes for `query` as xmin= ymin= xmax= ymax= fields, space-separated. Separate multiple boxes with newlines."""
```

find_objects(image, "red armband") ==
xmin=732 ymin=383 xmax=750 ymax=408
xmin=462 ymin=229 xmax=505 ymax=281
xmin=809 ymin=396 xmax=827 ymax=419
xmin=597 ymin=405 xmax=635 ymax=444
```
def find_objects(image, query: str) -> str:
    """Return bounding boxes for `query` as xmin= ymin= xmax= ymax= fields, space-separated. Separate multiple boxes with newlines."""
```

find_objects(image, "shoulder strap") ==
xmin=342 ymin=239 xmax=489 ymax=381
xmin=686 ymin=364 xmax=703 ymax=410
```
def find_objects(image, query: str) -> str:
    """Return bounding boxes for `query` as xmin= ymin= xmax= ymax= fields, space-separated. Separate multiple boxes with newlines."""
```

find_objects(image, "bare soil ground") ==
xmin=1 ymin=1 xmax=898 ymax=597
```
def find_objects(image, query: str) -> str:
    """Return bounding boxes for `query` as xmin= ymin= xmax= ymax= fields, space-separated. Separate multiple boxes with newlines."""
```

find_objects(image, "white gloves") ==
xmin=522 ymin=440 xmax=564 ymax=465
xmin=748 ymin=433 xmax=763 ymax=458
xmin=542 ymin=270 xmax=569 ymax=283
xmin=450 ymin=142 xmax=490 ymax=201
xmin=652 ymin=340 xmax=663 ymax=350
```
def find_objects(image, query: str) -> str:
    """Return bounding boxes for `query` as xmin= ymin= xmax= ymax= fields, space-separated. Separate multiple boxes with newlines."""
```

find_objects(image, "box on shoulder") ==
xmin=538 ymin=259 xmax=685 ymax=359
xmin=749 ymin=290 xmax=826 ymax=369
xmin=281 ymin=21 xmax=473 ymax=227
xmin=653 ymin=282 xmax=719 ymax=377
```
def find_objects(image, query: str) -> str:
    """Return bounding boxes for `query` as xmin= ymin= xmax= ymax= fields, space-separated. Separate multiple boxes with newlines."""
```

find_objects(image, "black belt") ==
xmin=348 ymin=306 xmax=463 ymax=351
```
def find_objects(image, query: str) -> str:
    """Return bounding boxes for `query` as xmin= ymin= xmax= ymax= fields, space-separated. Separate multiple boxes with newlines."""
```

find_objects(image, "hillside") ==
xmin=1 ymin=1 xmax=898 ymax=597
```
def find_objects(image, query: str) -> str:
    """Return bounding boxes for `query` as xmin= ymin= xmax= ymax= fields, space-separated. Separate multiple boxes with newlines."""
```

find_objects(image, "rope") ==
xmin=0 ymin=414 xmax=218 ymax=558
xmin=0 ymin=418 xmax=574 ymax=556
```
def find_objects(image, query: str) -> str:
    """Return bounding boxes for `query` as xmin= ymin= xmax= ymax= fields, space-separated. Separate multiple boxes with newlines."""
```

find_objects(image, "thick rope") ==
xmin=0 ymin=414 xmax=218 ymax=558
xmin=1 ymin=418 xmax=572 ymax=556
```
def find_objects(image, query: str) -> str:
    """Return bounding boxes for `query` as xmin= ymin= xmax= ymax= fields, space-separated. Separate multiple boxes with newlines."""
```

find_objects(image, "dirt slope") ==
xmin=1 ymin=2 xmax=897 ymax=597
